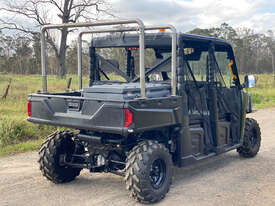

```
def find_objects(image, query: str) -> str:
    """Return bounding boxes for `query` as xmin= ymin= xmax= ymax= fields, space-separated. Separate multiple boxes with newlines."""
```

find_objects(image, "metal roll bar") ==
xmin=40 ymin=19 xmax=145 ymax=97
xmin=77 ymin=25 xmax=177 ymax=96
xmin=77 ymin=27 xmax=139 ymax=91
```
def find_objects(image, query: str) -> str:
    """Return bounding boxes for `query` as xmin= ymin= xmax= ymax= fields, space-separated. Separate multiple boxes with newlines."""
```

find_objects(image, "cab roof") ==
xmin=91 ymin=32 xmax=232 ymax=52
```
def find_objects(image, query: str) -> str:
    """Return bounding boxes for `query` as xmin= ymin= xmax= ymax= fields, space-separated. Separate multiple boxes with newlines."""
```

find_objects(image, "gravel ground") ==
xmin=0 ymin=108 xmax=275 ymax=206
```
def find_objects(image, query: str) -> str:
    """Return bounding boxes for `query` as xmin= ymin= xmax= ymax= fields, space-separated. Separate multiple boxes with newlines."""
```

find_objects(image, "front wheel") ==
xmin=125 ymin=140 xmax=173 ymax=203
xmin=237 ymin=118 xmax=261 ymax=158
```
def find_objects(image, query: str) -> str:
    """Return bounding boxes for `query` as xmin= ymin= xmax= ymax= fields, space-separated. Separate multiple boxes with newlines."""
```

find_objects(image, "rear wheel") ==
xmin=38 ymin=131 xmax=83 ymax=183
xmin=237 ymin=118 xmax=261 ymax=158
xmin=125 ymin=140 xmax=172 ymax=203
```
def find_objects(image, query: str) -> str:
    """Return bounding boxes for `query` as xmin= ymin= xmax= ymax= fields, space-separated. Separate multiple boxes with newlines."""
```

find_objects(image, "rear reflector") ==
xmin=124 ymin=109 xmax=133 ymax=128
xmin=27 ymin=101 xmax=31 ymax=117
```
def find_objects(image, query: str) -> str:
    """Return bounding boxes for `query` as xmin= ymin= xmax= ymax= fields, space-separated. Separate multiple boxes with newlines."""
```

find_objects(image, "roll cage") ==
xmin=40 ymin=19 xmax=177 ymax=98
xmin=40 ymin=19 xmax=241 ymax=97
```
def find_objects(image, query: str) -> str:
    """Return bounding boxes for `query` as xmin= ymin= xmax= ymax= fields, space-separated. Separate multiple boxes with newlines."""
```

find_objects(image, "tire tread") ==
xmin=125 ymin=140 xmax=172 ymax=204
xmin=237 ymin=118 xmax=261 ymax=158
xmin=38 ymin=131 xmax=82 ymax=184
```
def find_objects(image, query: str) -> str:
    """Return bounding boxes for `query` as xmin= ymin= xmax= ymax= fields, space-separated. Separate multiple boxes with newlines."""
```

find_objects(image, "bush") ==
xmin=0 ymin=117 xmax=55 ymax=147
xmin=252 ymin=93 xmax=264 ymax=104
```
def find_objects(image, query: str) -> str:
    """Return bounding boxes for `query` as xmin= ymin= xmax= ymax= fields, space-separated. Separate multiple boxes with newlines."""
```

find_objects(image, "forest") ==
xmin=1 ymin=22 xmax=275 ymax=76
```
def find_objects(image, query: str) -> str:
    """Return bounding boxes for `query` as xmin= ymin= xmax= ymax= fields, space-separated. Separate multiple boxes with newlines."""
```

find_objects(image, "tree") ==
xmin=0 ymin=0 xmax=112 ymax=78
xmin=189 ymin=28 xmax=214 ymax=37
xmin=66 ymin=40 xmax=78 ymax=74
xmin=14 ymin=36 xmax=32 ymax=74
xmin=267 ymin=30 xmax=275 ymax=76
xmin=188 ymin=23 xmax=275 ymax=74
xmin=32 ymin=33 xmax=41 ymax=72
xmin=0 ymin=33 xmax=16 ymax=73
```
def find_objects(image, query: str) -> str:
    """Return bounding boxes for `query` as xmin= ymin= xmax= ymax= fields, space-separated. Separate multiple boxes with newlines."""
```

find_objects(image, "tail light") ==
xmin=27 ymin=101 xmax=31 ymax=117
xmin=124 ymin=109 xmax=133 ymax=128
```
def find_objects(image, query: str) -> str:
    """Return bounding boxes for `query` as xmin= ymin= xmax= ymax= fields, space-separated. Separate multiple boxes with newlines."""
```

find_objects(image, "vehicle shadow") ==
xmin=67 ymin=151 xmax=243 ymax=188
xmin=48 ymin=151 xmax=265 ymax=205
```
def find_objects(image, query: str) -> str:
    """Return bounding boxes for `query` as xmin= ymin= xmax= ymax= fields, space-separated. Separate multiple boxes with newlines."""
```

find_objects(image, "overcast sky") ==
xmin=1 ymin=0 xmax=275 ymax=35
xmin=111 ymin=0 xmax=275 ymax=33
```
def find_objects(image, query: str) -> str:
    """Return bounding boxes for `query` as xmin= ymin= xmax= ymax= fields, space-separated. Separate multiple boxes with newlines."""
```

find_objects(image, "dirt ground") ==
xmin=0 ymin=108 xmax=275 ymax=206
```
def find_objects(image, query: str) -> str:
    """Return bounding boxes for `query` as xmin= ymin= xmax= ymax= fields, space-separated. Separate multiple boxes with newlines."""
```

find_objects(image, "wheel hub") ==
xmin=249 ymin=128 xmax=259 ymax=148
xmin=149 ymin=159 xmax=166 ymax=189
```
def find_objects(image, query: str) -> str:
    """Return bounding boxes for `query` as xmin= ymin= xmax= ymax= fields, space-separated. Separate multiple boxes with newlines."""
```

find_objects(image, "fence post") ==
xmin=2 ymin=78 xmax=12 ymax=99
xmin=66 ymin=77 xmax=72 ymax=92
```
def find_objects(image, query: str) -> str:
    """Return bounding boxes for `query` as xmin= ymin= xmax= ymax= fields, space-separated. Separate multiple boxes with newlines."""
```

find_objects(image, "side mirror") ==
xmin=244 ymin=75 xmax=256 ymax=88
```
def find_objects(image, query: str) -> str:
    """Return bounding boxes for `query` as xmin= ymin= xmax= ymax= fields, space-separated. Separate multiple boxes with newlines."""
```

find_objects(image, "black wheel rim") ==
xmin=249 ymin=128 xmax=259 ymax=148
xmin=149 ymin=158 xmax=166 ymax=189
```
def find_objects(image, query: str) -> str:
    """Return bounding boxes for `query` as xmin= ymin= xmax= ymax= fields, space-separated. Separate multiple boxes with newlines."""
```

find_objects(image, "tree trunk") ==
xmin=56 ymin=28 xmax=68 ymax=78
xmin=57 ymin=54 xmax=66 ymax=78
xmin=55 ymin=0 xmax=72 ymax=78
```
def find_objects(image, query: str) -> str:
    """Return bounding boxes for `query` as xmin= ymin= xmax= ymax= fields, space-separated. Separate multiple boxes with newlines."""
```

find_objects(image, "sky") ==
xmin=1 ymin=0 xmax=275 ymax=35
xmin=110 ymin=0 xmax=275 ymax=33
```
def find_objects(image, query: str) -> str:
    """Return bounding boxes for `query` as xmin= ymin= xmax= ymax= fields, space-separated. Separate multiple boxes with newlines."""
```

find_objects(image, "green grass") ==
xmin=0 ymin=138 xmax=45 ymax=157
xmin=0 ymin=74 xmax=87 ymax=156
xmin=0 ymin=73 xmax=275 ymax=156
xmin=0 ymin=117 xmax=54 ymax=146
xmin=242 ymin=74 xmax=275 ymax=109
xmin=0 ymin=74 xmax=89 ymax=118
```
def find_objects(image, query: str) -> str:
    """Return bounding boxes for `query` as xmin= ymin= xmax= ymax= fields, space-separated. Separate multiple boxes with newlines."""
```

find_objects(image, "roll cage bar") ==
xmin=40 ymin=19 xmax=177 ymax=98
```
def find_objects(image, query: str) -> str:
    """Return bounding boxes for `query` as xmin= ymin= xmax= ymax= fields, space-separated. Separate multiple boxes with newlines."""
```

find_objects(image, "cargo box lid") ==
xmin=83 ymin=82 xmax=170 ymax=94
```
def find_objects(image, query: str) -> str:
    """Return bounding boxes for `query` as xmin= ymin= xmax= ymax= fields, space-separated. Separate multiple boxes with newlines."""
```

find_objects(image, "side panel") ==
xmin=127 ymin=96 xmax=182 ymax=132
xmin=216 ymin=121 xmax=231 ymax=151
xmin=189 ymin=126 xmax=204 ymax=156
xmin=217 ymin=87 xmax=243 ymax=145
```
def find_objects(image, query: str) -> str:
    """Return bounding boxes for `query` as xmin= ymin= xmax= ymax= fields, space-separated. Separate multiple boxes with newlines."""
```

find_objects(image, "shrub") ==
xmin=0 ymin=117 xmax=55 ymax=147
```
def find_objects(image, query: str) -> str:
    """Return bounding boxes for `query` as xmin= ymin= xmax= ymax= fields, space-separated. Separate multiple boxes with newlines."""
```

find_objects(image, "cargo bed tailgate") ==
xmin=27 ymin=94 xmax=125 ymax=134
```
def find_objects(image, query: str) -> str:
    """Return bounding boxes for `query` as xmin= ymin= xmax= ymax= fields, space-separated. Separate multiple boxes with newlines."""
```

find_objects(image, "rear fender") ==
xmin=126 ymin=96 xmax=182 ymax=133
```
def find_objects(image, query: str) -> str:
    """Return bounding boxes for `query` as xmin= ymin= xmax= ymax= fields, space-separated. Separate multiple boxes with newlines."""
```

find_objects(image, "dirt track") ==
xmin=1 ymin=108 xmax=275 ymax=206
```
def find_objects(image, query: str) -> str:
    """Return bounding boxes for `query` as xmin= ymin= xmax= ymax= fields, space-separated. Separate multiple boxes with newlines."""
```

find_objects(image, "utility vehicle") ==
xmin=27 ymin=19 xmax=261 ymax=203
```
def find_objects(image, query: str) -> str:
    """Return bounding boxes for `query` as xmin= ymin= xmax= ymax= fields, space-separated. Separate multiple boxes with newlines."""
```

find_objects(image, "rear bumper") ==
xmin=27 ymin=117 xmax=127 ymax=135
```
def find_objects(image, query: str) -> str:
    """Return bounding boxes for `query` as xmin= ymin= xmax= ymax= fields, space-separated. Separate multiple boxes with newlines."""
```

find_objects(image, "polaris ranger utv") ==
xmin=27 ymin=19 xmax=261 ymax=203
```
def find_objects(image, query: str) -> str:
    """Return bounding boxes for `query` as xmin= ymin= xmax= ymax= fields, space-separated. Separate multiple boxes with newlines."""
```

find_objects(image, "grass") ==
xmin=0 ymin=138 xmax=45 ymax=157
xmin=0 ymin=74 xmax=89 ymax=119
xmin=243 ymin=74 xmax=275 ymax=109
xmin=0 ymin=74 xmax=88 ymax=156
xmin=0 ymin=73 xmax=275 ymax=156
